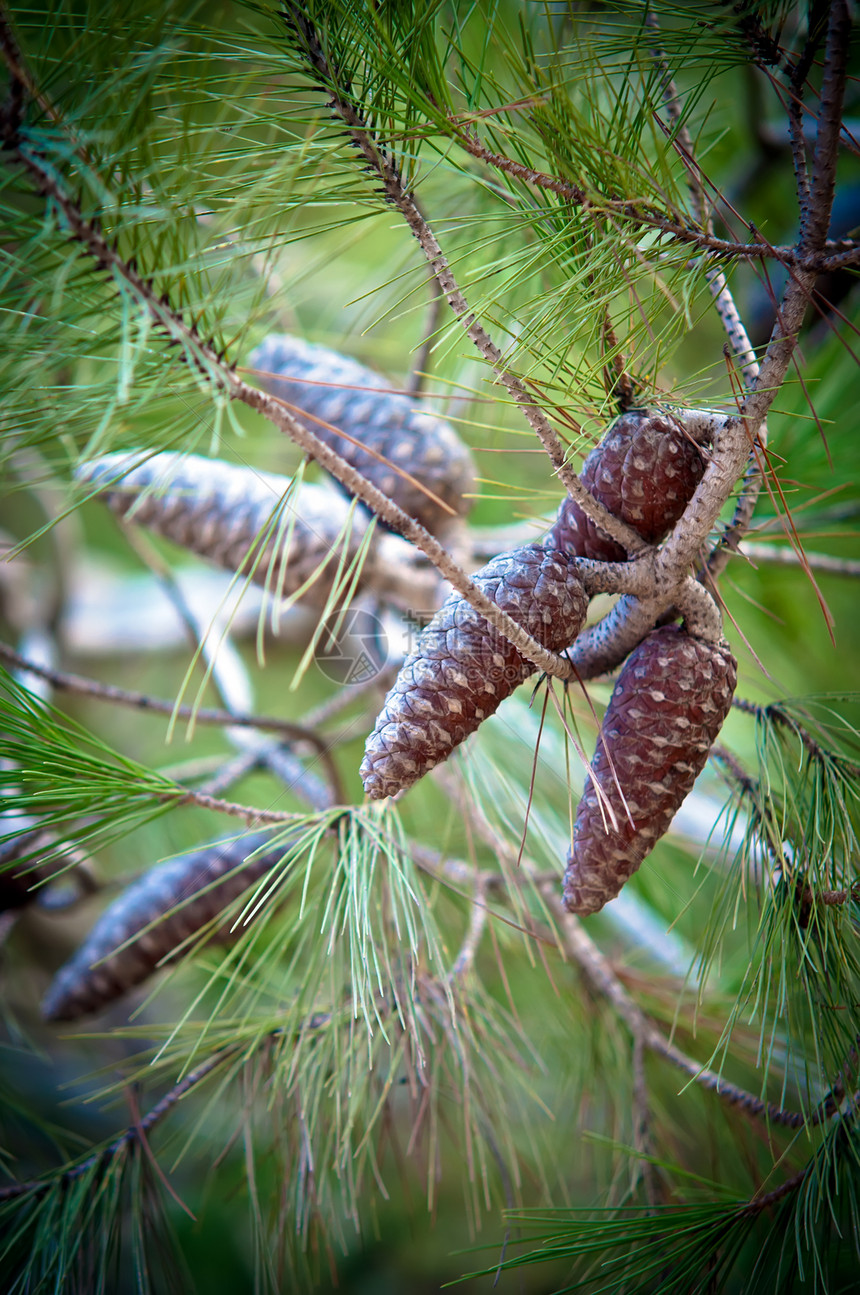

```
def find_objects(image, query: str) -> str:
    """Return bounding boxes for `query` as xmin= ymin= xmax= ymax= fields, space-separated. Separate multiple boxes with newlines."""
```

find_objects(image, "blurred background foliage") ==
xmin=1 ymin=1 xmax=859 ymax=1291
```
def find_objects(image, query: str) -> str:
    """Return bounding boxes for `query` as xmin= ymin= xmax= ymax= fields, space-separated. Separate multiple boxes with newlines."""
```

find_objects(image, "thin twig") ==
xmin=436 ymin=768 xmax=819 ymax=1128
xmin=746 ymin=1161 xmax=809 ymax=1214
xmin=448 ymin=119 xmax=838 ymax=270
xmin=732 ymin=696 xmax=859 ymax=774
xmin=0 ymin=640 xmax=333 ymax=756
xmin=406 ymin=271 xmax=446 ymax=396
xmin=448 ymin=876 xmax=489 ymax=981
xmin=554 ymin=906 xmax=817 ymax=1130
xmin=159 ymin=785 xmax=299 ymax=826
xmin=733 ymin=542 xmax=860 ymax=578
xmin=0 ymin=1046 xmax=237 ymax=1201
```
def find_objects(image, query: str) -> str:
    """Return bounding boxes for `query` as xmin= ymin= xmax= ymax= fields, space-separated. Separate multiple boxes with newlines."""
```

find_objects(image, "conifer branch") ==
xmin=0 ymin=1046 xmax=237 ymax=1202
xmin=0 ymin=641 xmax=334 ymax=756
xmin=646 ymin=7 xmax=766 ymax=588
xmin=731 ymin=697 xmax=860 ymax=777
xmin=653 ymin=2 xmax=848 ymax=592
xmin=447 ymin=121 xmax=843 ymax=272
xmin=281 ymin=3 xmax=650 ymax=560
xmin=0 ymin=84 xmax=580 ymax=682
xmin=438 ymin=767 xmax=817 ymax=1130
xmin=554 ymin=907 xmax=819 ymax=1130
xmin=279 ymin=5 xmax=763 ymax=678
xmin=166 ymin=786 xmax=302 ymax=825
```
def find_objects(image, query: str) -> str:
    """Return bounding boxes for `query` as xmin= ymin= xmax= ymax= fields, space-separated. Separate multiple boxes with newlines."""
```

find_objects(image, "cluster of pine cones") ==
xmin=31 ymin=335 xmax=735 ymax=1021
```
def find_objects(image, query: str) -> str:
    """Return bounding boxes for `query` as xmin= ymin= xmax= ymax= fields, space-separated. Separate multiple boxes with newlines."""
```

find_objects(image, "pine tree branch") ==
xmin=731 ymin=698 xmax=860 ymax=777
xmin=648 ymin=2 xmax=847 ymax=596
xmin=818 ymin=245 xmax=860 ymax=271
xmin=0 ymin=640 xmax=334 ymax=755
xmin=0 ymin=8 xmax=748 ymax=686
xmin=800 ymin=5 xmax=850 ymax=254
xmin=281 ymin=4 xmax=650 ymax=561
xmin=447 ymin=120 xmax=842 ymax=272
xmin=787 ymin=6 xmax=831 ymax=221
xmin=0 ymin=124 xmax=584 ymax=683
xmin=746 ymin=1160 xmax=810 ymax=1213
xmin=165 ymin=785 xmax=305 ymax=826
xmin=564 ymin=574 xmax=725 ymax=681
xmin=554 ymin=907 xmax=819 ymax=1130
xmin=435 ymin=764 xmax=815 ymax=1130
xmin=0 ymin=17 xmax=606 ymax=682
xmin=712 ymin=740 xmax=860 ymax=920
xmin=726 ymin=3 xmax=792 ymax=75
xmin=646 ymin=8 xmax=765 ymax=589
xmin=0 ymin=1045 xmax=237 ymax=1201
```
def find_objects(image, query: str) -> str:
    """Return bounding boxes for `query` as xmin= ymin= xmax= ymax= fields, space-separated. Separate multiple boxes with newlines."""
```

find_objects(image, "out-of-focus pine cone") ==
xmin=249 ymin=334 xmax=476 ymax=534
xmin=75 ymin=452 xmax=374 ymax=608
xmin=361 ymin=544 xmax=588 ymax=799
xmin=42 ymin=831 xmax=293 ymax=1021
xmin=547 ymin=410 xmax=708 ymax=561
xmin=0 ymin=821 xmax=89 ymax=912
xmin=0 ymin=826 xmax=53 ymax=911
xmin=562 ymin=625 xmax=736 ymax=915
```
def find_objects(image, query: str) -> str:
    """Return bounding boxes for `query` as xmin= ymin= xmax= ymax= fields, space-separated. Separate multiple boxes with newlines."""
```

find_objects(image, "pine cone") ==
xmin=361 ymin=545 xmax=588 ymax=799
xmin=250 ymin=334 xmax=476 ymax=534
xmin=547 ymin=410 xmax=708 ymax=561
xmin=0 ymin=826 xmax=53 ymax=911
xmin=42 ymin=831 xmax=292 ymax=1021
xmin=0 ymin=822 xmax=88 ymax=912
xmin=562 ymin=626 xmax=736 ymax=915
xmin=76 ymin=452 xmax=374 ymax=608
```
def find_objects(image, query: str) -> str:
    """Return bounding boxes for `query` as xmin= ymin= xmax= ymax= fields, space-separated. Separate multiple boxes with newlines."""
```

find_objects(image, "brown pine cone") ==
xmin=42 ymin=831 xmax=294 ymax=1021
xmin=361 ymin=545 xmax=588 ymax=799
xmin=0 ymin=821 xmax=89 ymax=912
xmin=562 ymin=626 xmax=736 ymax=915
xmin=250 ymin=334 xmax=476 ymax=534
xmin=75 ymin=452 xmax=374 ymax=608
xmin=547 ymin=410 xmax=708 ymax=561
xmin=0 ymin=826 xmax=53 ymax=911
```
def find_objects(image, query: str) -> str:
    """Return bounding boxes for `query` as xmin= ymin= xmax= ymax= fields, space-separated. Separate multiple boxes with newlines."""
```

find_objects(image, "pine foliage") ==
xmin=1 ymin=2 xmax=859 ymax=1291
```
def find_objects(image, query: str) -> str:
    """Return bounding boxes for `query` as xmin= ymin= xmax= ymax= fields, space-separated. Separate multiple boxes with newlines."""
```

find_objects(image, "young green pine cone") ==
xmin=361 ymin=545 xmax=588 ymax=799
xmin=563 ymin=625 xmax=736 ymax=915
xmin=250 ymin=334 xmax=476 ymax=534
xmin=75 ymin=452 xmax=374 ymax=608
xmin=42 ymin=831 xmax=292 ymax=1021
xmin=547 ymin=410 xmax=708 ymax=561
